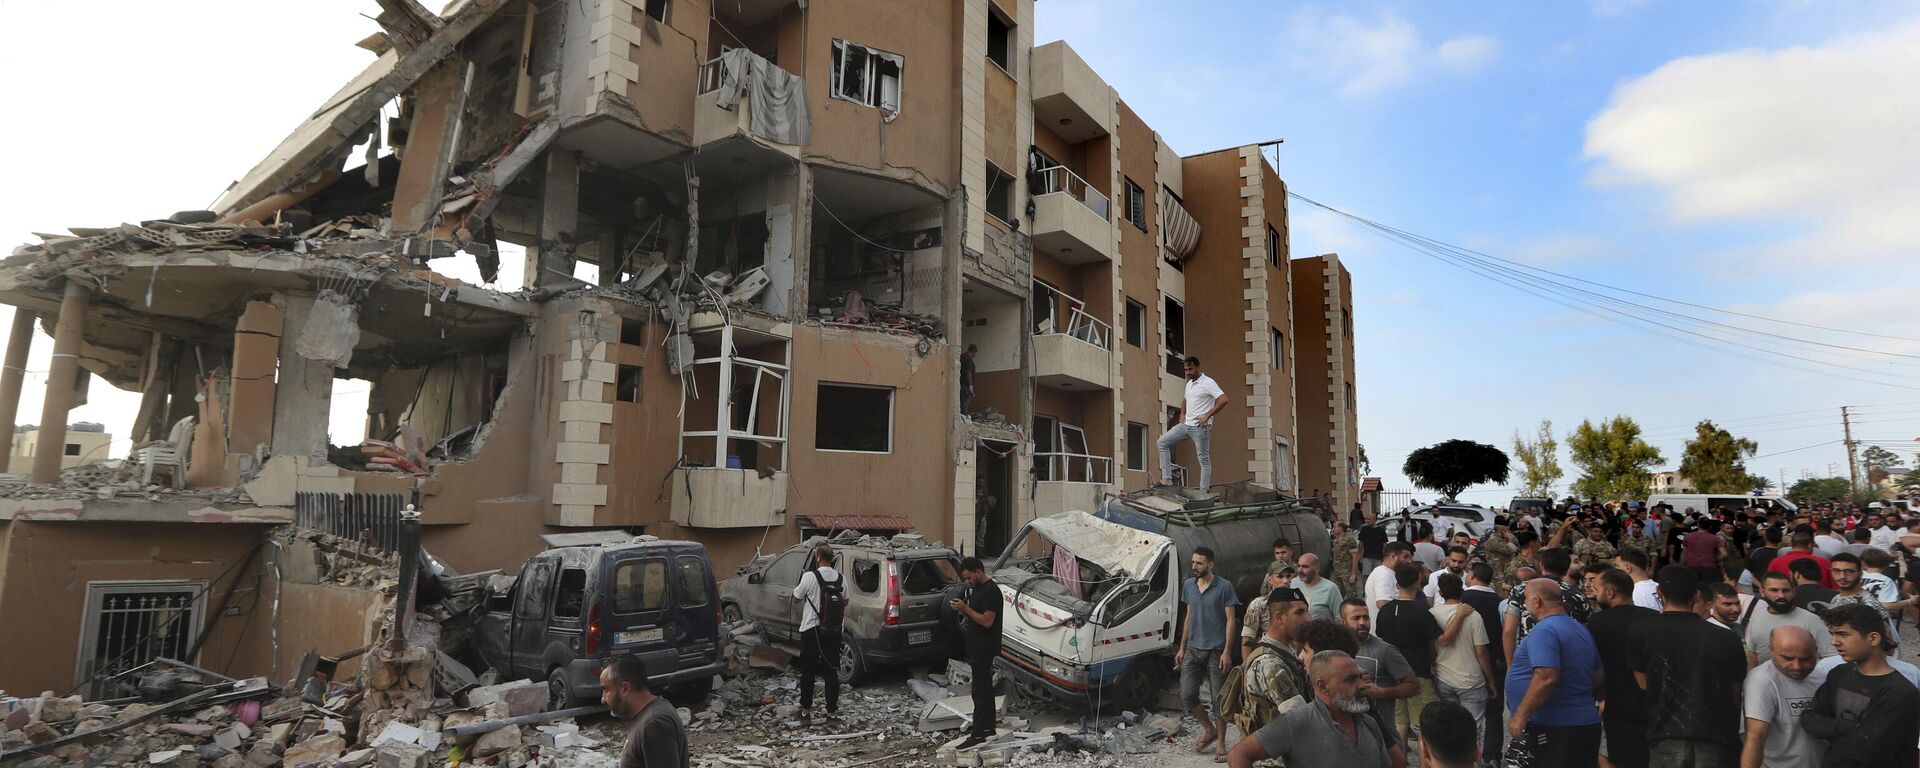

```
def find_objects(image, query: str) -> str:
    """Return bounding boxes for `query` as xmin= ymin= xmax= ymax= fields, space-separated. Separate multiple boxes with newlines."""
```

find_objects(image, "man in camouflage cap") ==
xmin=1331 ymin=520 xmax=1360 ymax=596
xmin=1494 ymin=529 xmax=1540 ymax=595
xmin=1571 ymin=521 xmax=1616 ymax=567
xmin=1240 ymin=561 xmax=1297 ymax=659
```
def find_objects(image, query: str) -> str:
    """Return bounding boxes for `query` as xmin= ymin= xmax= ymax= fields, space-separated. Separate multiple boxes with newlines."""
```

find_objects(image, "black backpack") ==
xmin=809 ymin=568 xmax=846 ymax=635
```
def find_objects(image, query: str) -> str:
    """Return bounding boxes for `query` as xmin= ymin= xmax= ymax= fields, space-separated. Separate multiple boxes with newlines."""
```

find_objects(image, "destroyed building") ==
xmin=0 ymin=0 xmax=1361 ymax=697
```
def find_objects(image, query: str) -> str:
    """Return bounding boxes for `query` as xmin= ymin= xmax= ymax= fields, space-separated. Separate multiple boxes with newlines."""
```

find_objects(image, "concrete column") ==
xmin=0 ymin=310 xmax=36 ymax=472
xmin=31 ymin=281 xmax=89 ymax=483
xmin=271 ymin=296 xmax=335 ymax=462
xmin=534 ymin=150 xmax=580 ymax=288
xmin=227 ymin=301 xmax=284 ymax=477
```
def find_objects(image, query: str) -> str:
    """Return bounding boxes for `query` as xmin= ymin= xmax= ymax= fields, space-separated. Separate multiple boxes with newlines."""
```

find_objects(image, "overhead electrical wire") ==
xmin=1288 ymin=193 xmax=1920 ymax=391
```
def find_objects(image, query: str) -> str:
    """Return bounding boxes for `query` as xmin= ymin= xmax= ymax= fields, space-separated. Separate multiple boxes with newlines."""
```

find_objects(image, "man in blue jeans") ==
xmin=1177 ymin=546 xmax=1240 ymax=761
xmin=1158 ymin=355 xmax=1229 ymax=490
xmin=1505 ymin=579 xmax=1603 ymax=768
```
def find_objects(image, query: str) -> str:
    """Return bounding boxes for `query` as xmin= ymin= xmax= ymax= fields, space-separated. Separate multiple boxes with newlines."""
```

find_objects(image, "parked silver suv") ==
xmin=719 ymin=533 xmax=961 ymax=683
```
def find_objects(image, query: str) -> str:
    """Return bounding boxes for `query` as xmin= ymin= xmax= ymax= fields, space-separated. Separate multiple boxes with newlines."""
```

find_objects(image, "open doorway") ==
xmin=976 ymin=439 xmax=1016 ymax=558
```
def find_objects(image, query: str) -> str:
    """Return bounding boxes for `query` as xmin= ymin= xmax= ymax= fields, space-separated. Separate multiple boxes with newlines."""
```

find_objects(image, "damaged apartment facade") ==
xmin=0 ymin=0 xmax=1361 ymax=695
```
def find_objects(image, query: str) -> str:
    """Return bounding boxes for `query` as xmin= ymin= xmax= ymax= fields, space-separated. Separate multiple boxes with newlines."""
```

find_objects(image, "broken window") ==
xmin=831 ymin=40 xmax=904 ymax=114
xmin=853 ymin=559 xmax=881 ymax=593
xmin=64 ymin=443 xmax=80 ymax=456
xmin=767 ymin=551 xmax=805 ymax=587
xmin=985 ymin=163 xmax=1014 ymax=224
xmin=676 ymin=556 xmax=711 ymax=608
xmin=1126 ymin=422 xmax=1147 ymax=471
xmin=815 ymin=383 xmax=892 ymax=453
xmin=553 ymin=568 xmax=587 ymax=618
xmin=617 ymin=365 xmax=641 ymax=402
xmin=900 ymin=558 xmax=960 ymax=595
xmin=1124 ymin=179 xmax=1147 ymax=231
xmin=1032 ymin=415 xmax=1057 ymax=481
xmin=612 ymin=559 xmax=668 ymax=613
xmin=1163 ymin=297 xmax=1185 ymax=376
xmin=517 ymin=561 xmax=555 ymax=620
xmin=1032 ymin=279 xmax=1060 ymax=335
xmin=644 ymin=0 xmax=668 ymax=23
xmin=1124 ymin=298 xmax=1145 ymax=348
xmin=986 ymin=8 xmax=1014 ymax=75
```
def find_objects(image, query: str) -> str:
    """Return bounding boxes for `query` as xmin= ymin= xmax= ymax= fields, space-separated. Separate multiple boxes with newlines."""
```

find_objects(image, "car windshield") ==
xmin=901 ymin=558 xmax=959 ymax=595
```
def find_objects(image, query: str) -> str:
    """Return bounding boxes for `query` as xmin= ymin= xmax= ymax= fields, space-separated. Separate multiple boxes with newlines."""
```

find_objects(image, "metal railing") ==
xmin=1037 ymin=306 xmax=1112 ymax=350
xmin=294 ymin=491 xmax=409 ymax=551
xmin=1035 ymin=451 xmax=1114 ymax=484
xmin=1033 ymin=165 xmax=1110 ymax=219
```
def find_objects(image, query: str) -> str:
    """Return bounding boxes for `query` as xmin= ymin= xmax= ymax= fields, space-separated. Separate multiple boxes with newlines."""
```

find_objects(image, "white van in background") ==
xmin=1646 ymin=493 xmax=1798 ymax=515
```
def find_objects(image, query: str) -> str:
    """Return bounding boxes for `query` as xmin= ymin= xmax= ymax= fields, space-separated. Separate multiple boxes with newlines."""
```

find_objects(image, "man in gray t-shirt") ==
xmin=600 ymin=654 xmax=689 ymax=768
xmin=1230 ymin=651 xmax=1391 ymax=768
xmin=1741 ymin=626 xmax=1827 ymax=768
xmin=1745 ymin=572 xmax=1836 ymax=667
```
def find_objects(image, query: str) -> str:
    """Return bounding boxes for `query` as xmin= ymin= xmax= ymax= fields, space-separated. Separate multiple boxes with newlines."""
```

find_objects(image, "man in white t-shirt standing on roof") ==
xmin=1158 ymin=355 xmax=1230 ymax=490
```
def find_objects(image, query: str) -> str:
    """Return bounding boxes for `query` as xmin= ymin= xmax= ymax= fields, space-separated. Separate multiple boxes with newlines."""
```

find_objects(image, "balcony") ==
xmin=1031 ymin=41 xmax=1116 ymax=143
xmin=1033 ymin=452 xmax=1115 ymax=517
xmin=694 ymin=52 xmax=803 ymax=157
xmin=1031 ymin=166 xmax=1114 ymax=265
xmin=669 ymin=467 xmax=787 ymax=528
xmin=1032 ymin=306 xmax=1113 ymax=391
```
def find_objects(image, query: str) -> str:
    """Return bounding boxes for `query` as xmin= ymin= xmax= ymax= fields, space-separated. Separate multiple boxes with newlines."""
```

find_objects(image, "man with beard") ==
xmin=1295 ymin=553 xmax=1345 ymax=622
xmin=1177 ymin=546 xmax=1239 ymax=760
xmin=1424 ymin=546 xmax=1470 ymax=602
xmin=1586 ymin=568 xmax=1656 ymax=768
xmin=1803 ymin=603 xmax=1920 ymax=766
xmin=1630 ymin=566 xmax=1746 ymax=768
xmin=1826 ymin=552 xmax=1898 ymax=648
xmin=1157 ymin=355 xmax=1229 ymax=489
xmin=1229 ymin=651 xmax=1393 ymax=768
xmin=1740 ymin=626 xmax=1827 ymax=768
xmin=1745 ymin=571 xmax=1836 ymax=668
xmin=1342 ymin=598 xmax=1420 ymax=749
xmin=600 ymin=654 xmax=689 ymax=768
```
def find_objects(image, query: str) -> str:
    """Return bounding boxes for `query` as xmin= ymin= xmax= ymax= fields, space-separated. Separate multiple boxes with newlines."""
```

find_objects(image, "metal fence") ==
xmin=294 ymin=492 xmax=409 ymax=551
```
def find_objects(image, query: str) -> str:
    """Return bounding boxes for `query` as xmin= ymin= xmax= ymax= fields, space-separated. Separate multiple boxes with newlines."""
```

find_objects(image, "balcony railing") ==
xmin=1035 ymin=451 xmax=1113 ymax=484
xmin=1033 ymin=165 xmax=1110 ymax=220
xmin=1038 ymin=306 xmax=1111 ymax=350
xmin=698 ymin=56 xmax=733 ymax=95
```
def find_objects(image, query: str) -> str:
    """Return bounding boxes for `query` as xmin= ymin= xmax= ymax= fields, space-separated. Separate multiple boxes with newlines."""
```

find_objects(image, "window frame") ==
xmin=830 ymin=39 xmax=905 ymax=114
xmin=1162 ymin=296 xmax=1186 ymax=376
xmin=611 ymin=558 xmax=671 ymax=615
xmin=1271 ymin=328 xmax=1285 ymax=371
xmin=985 ymin=162 xmax=1015 ymax=224
xmin=1124 ymin=178 xmax=1147 ymax=231
xmin=1266 ymin=224 xmax=1281 ymax=267
xmin=1125 ymin=421 xmax=1148 ymax=472
xmin=675 ymin=555 xmax=711 ymax=608
xmin=1124 ymin=298 xmax=1146 ymax=348
xmin=985 ymin=6 xmax=1014 ymax=76
xmin=643 ymin=0 xmax=668 ymax=23
xmin=814 ymin=382 xmax=895 ymax=454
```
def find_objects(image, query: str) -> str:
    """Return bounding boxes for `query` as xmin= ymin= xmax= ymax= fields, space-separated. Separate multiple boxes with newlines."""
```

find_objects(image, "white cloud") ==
xmin=1589 ymin=0 xmax=1654 ymax=17
xmin=1583 ymin=19 xmax=1920 ymax=257
xmin=1436 ymin=35 xmax=1500 ymax=74
xmin=1289 ymin=11 xmax=1499 ymax=97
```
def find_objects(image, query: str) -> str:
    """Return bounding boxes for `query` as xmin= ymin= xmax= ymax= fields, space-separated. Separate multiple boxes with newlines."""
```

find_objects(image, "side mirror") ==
xmin=747 ymin=572 xmax=763 ymax=585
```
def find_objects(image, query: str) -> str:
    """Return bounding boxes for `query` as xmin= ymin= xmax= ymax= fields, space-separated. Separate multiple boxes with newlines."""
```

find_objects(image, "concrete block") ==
xmin=559 ymin=462 xmax=600 ymax=485
xmin=297 ymin=458 xmax=342 ymax=477
xmin=562 ymin=421 xmax=602 ymax=444
xmin=551 ymin=483 xmax=608 ymax=506
xmin=243 ymin=456 xmax=299 ymax=507
xmin=560 ymin=359 xmax=617 ymax=384
xmin=554 ymin=442 xmax=610 ymax=464
xmin=466 ymin=680 xmax=545 ymax=718
xmin=557 ymin=505 xmax=597 ymax=526
xmin=569 ymin=340 xmax=610 ymax=361
xmin=558 ymin=400 xmax=613 ymax=424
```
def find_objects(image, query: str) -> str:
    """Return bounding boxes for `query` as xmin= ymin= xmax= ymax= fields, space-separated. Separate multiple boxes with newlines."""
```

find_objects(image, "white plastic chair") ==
xmin=136 ymin=415 xmax=195 ymax=488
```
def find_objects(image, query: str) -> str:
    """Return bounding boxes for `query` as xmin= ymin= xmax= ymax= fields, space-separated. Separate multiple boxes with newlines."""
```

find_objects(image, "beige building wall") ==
xmin=9 ymin=428 xmax=114 ymax=471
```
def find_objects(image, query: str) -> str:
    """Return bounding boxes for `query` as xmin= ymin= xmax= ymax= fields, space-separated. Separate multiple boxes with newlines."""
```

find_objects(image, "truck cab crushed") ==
xmin=990 ymin=484 xmax=1330 ymax=711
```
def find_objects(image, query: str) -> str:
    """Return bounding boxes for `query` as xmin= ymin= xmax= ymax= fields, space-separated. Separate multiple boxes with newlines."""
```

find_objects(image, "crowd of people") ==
xmin=1203 ymin=498 xmax=1920 ymax=768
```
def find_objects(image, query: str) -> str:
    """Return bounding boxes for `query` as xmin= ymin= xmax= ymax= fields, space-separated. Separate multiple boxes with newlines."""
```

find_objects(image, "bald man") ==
xmin=1504 ymin=580 xmax=1603 ymax=767
xmin=1295 ymin=553 xmax=1345 ymax=621
xmin=1741 ymin=626 xmax=1825 ymax=768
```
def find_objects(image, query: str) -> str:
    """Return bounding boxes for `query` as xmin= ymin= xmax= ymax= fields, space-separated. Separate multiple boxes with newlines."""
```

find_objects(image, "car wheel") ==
xmin=837 ymin=642 xmax=868 ymax=686
xmin=546 ymin=668 xmax=577 ymax=712
xmin=722 ymin=602 xmax=744 ymax=626
xmin=1110 ymin=658 xmax=1165 ymax=713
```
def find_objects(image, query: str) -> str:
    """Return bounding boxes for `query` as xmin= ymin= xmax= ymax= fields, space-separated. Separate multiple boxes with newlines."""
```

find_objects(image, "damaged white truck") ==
xmin=988 ymin=484 xmax=1330 ymax=711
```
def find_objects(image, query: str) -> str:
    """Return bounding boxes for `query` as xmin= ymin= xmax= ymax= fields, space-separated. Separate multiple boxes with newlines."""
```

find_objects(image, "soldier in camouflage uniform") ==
xmin=1483 ymin=526 xmax=1516 ymax=591
xmin=1239 ymin=562 xmax=1295 ymax=655
xmin=1618 ymin=520 xmax=1656 ymax=564
xmin=1239 ymin=588 xmax=1311 ymax=728
xmin=1572 ymin=524 xmax=1616 ymax=568
xmin=1331 ymin=522 xmax=1360 ymax=596
xmin=1496 ymin=530 xmax=1541 ymax=595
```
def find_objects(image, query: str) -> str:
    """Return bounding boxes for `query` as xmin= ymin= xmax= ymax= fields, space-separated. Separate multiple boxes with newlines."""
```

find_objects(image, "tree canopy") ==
xmin=1403 ymin=439 xmax=1510 ymax=500
xmin=1787 ymin=476 xmax=1851 ymax=501
xmin=1679 ymin=420 xmax=1760 ymax=494
xmin=1568 ymin=416 xmax=1664 ymax=501
xmin=1511 ymin=420 xmax=1562 ymax=498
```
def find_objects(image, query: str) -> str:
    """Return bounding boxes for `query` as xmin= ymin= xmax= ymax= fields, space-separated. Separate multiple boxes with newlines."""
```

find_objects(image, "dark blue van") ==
xmin=474 ymin=536 xmax=724 ymax=709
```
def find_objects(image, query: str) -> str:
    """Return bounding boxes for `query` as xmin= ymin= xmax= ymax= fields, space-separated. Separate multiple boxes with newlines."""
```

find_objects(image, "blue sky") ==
xmin=0 ymin=2 xmax=1914 ymax=496
xmin=1038 ymin=0 xmax=1920 ymax=498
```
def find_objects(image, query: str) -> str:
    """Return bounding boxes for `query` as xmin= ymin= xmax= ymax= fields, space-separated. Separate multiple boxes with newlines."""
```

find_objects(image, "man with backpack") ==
xmin=791 ymin=544 xmax=844 ymax=726
xmin=1221 ymin=587 xmax=1311 ymax=756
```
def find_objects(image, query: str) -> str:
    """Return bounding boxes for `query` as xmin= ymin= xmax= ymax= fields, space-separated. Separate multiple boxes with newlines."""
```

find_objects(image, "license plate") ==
xmin=908 ymin=629 xmax=933 ymax=645
xmin=616 ymin=628 xmax=664 ymax=645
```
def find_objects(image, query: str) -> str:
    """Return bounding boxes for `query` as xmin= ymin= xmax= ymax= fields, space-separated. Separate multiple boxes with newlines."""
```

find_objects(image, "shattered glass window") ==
xmin=676 ymin=556 xmax=711 ymax=608
xmin=612 ymin=559 xmax=669 ymax=613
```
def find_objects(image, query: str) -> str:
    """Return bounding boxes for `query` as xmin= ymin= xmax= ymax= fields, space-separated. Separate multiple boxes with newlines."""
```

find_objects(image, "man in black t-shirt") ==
xmin=1376 ymin=563 xmax=1451 ymax=742
xmin=1805 ymin=603 xmax=1920 ymax=766
xmin=1630 ymin=566 xmax=1746 ymax=766
xmin=1586 ymin=568 xmax=1656 ymax=768
xmin=1359 ymin=515 xmax=1389 ymax=574
xmin=950 ymin=557 xmax=1003 ymax=750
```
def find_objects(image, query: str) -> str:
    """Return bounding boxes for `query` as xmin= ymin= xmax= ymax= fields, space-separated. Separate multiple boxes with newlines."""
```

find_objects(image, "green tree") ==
xmin=1862 ymin=446 xmax=1901 ymax=471
xmin=1679 ymin=420 xmax=1760 ymax=494
xmin=1357 ymin=444 xmax=1372 ymax=475
xmin=1787 ymin=476 xmax=1851 ymax=501
xmin=1403 ymin=440 xmax=1510 ymax=500
xmin=1511 ymin=420 xmax=1562 ymax=498
xmin=1567 ymin=416 xmax=1665 ymax=501
xmin=1749 ymin=475 xmax=1775 ymax=492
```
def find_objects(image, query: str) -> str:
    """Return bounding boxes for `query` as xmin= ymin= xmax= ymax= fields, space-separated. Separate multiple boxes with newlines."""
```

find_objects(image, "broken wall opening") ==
xmin=808 ymin=168 xmax=945 ymax=329
xmin=678 ymin=327 xmax=789 ymax=473
xmin=960 ymin=278 xmax=1022 ymax=423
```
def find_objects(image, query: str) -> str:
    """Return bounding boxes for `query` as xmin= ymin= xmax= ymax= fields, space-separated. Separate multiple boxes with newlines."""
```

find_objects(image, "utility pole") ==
xmin=1843 ymin=406 xmax=1861 ymax=496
